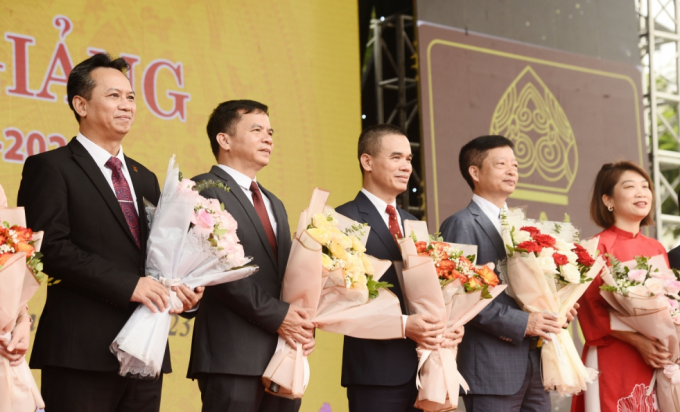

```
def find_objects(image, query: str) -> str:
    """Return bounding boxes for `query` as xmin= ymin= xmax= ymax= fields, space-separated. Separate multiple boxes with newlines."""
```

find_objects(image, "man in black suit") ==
xmin=187 ymin=100 xmax=315 ymax=412
xmin=17 ymin=53 xmax=202 ymax=411
xmin=337 ymin=124 xmax=463 ymax=412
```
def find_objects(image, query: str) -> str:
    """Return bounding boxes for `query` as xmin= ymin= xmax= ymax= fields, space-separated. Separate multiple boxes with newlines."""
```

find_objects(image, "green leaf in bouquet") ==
xmin=440 ymin=278 xmax=455 ymax=288
xmin=600 ymin=284 xmax=618 ymax=293
xmin=409 ymin=230 xmax=418 ymax=243
xmin=466 ymin=254 xmax=476 ymax=263
xmin=213 ymin=228 xmax=229 ymax=237
xmin=2 ymin=221 xmax=9 ymax=229
xmin=178 ymin=171 xmax=184 ymax=181
xmin=193 ymin=179 xmax=231 ymax=194
xmin=366 ymin=275 xmax=393 ymax=300
xmin=480 ymin=284 xmax=492 ymax=300
xmin=429 ymin=232 xmax=444 ymax=242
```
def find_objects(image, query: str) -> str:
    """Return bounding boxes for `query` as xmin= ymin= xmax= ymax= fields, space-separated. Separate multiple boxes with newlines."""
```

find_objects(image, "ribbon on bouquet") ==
xmin=415 ymin=346 xmax=469 ymax=405
xmin=157 ymin=277 xmax=184 ymax=312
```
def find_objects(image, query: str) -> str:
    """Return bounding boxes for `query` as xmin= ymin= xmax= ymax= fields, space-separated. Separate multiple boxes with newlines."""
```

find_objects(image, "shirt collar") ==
xmin=472 ymin=194 xmax=507 ymax=220
xmin=217 ymin=164 xmax=255 ymax=191
xmin=76 ymin=132 xmax=127 ymax=170
xmin=361 ymin=188 xmax=398 ymax=215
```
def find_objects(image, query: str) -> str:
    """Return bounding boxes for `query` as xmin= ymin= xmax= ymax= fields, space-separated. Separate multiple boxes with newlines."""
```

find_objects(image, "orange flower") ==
xmin=467 ymin=275 xmax=483 ymax=289
xmin=415 ymin=241 xmax=429 ymax=254
xmin=15 ymin=242 xmax=35 ymax=257
xmin=10 ymin=226 xmax=33 ymax=242
xmin=475 ymin=265 xmax=500 ymax=286
xmin=450 ymin=269 xmax=468 ymax=283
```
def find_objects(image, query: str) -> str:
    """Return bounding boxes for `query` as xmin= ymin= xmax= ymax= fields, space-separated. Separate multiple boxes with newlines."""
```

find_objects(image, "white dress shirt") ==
xmin=361 ymin=188 xmax=408 ymax=337
xmin=76 ymin=133 xmax=138 ymax=213
xmin=472 ymin=194 xmax=507 ymax=235
xmin=217 ymin=164 xmax=277 ymax=238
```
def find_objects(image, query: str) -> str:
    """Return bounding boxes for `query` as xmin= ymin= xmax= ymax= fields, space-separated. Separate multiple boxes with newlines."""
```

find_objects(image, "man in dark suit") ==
xmin=337 ymin=124 xmax=462 ymax=412
xmin=17 ymin=53 xmax=201 ymax=411
xmin=439 ymin=135 xmax=574 ymax=412
xmin=187 ymin=100 xmax=315 ymax=412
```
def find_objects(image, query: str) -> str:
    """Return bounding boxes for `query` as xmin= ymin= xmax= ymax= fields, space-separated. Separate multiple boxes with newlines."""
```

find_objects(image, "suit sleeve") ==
xmin=440 ymin=215 xmax=528 ymax=345
xmin=17 ymin=155 xmax=139 ymax=308
xmin=198 ymin=187 xmax=288 ymax=333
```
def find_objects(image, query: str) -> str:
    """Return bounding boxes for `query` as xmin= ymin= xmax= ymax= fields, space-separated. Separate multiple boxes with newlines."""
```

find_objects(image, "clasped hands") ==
xmin=0 ymin=311 xmax=31 ymax=366
xmin=277 ymin=304 xmax=316 ymax=356
xmin=525 ymin=303 xmax=579 ymax=341
xmin=405 ymin=313 xmax=464 ymax=350
xmin=131 ymin=277 xmax=204 ymax=314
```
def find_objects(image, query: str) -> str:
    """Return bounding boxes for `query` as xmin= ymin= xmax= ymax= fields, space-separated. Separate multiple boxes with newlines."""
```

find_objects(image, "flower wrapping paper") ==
xmin=261 ymin=188 xmax=403 ymax=399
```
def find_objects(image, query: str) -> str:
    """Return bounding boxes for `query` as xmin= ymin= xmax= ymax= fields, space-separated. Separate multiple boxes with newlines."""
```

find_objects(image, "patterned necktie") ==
xmin=250 ymin=181 xmax=277 ymax=261
xmin=105 ymin=157 xmax=141 ymax=249
xmin=386 ymin=205 xmax=403 ymax=244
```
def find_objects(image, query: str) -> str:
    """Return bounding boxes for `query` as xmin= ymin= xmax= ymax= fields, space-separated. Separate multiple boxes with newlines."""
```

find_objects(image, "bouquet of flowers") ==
xmin=110 ymin=156 xmax=258 ymax=378
xmin=500 ymin=208 xmax=604 ymax=396
xmin=396 ymin=220 xmax=506 ymax=412
xmin=600 ymin=255 xmax=680 ymax=410
xmin=261 ymin=188 xmax=404 ymax=399
xmin=0 ymin=185 xmax=45 ymax=412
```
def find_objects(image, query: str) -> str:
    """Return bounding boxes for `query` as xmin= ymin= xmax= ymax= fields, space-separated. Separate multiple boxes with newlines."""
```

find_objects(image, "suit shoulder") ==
xmin=440 ymin=208 xmax=475 ymax=228
xmin=399 ymin=208 xmax=417 ymax=221
xmin=335 ymin=200 xmax=359 ymax=217
xmin=25 ymin=145 xmax=71 ymax=165
xmin=190 ymin=172 xmax=215 ymax=182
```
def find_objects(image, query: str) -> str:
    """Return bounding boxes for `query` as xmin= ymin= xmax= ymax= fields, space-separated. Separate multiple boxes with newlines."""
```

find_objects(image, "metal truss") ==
xmin=639 ymin=0 xmax=680 ymax=248
xmin=366 ymin=14 xmax=423 ymax=217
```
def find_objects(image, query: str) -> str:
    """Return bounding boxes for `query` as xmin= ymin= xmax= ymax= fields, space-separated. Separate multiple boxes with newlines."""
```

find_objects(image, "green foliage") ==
xmin=193 ymin=179 xmax=230 ymax=194
xmin=367 ymin=275 xmax=393 ymax=299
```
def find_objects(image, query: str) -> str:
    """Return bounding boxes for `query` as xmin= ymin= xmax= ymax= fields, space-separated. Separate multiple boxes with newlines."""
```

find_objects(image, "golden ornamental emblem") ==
xmin=490 ymin=66 xmax=577 ymax=205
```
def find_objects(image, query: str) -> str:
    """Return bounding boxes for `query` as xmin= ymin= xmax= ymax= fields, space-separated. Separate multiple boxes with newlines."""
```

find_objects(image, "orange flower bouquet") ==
xmin=397 ymin=221 xmax=506 ymax=412
xmin=0 ymin=185 xmax=45 ymax=412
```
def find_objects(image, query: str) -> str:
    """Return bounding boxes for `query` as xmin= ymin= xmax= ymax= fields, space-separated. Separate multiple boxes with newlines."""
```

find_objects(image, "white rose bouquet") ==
xmin=500 ymin=208 xmax=604 ymax=396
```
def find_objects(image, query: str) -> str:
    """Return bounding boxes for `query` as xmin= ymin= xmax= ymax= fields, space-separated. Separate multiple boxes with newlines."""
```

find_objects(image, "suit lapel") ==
xmin=69 ymin=139 xmax=138 ymax=247
xmin=209 ymin=166 xmax=278 ymax=269
xmin=260 ymin=185 xmax=288 ymax=277
xmin=125 ymin=156 xmax=148 ymax=254
xmin=355 ymin=192 xmax=402 ymax=260
xmin=468 ymin=201 xmax=505 ymax=257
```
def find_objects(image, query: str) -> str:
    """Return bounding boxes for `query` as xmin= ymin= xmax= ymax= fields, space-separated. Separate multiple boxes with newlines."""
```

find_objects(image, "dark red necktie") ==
xmin=250 ymin=181 xmax=277 ymax=260
xmin=386 ymin=205 xmax=403 ymax=244
xmin=105 ymin=157 xmax=141 ymax=249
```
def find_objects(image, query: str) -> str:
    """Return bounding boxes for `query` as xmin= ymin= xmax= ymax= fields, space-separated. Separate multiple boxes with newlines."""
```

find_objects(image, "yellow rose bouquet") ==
xmin=262 ymin=188 xmax=405 ymax=399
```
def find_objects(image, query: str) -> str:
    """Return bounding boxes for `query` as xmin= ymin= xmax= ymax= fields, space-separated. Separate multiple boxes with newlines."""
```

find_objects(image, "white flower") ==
xmin=561 ymin=264 xmax=581 ymax=284
xmin=562 ymin=250 xmax=579 ymax=265
xmin=539 ymin=247 xmax=556 ymax=258
xmin=536 ymin=256 xmax=558 ymax=275
xmin=628 ymin=284 xmax=651 ymax=297
xmin=513 ymin=229 xmax=532 ymax=244
xmin=554 ymin=238 xmax=575 ymax=254
xmin=644 ymin=278 xmax=665 ymax=296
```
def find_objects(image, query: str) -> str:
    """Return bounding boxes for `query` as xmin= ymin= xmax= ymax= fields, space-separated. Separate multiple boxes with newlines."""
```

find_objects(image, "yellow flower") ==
xmin=350 ymin=273 xmax=368 ymax=290
xmin=361 ymin=253 xmax=374 ymax=275
xmin=330 ymin=232 xmax=353 ymax=249
xmin=307 ymin=228 xmax=332 ymax=244
xmin=321 ymin=253 xmax=335 ymax=270
xmin=312 ymin=213 xmax=334 ymax=229
xmin=328 ymin=240 xmax=349 ymax=261
xmin=350 ymin=236 xmax=366 ymax=253
xmin=344 ymin=253 xmax=365 ymax=276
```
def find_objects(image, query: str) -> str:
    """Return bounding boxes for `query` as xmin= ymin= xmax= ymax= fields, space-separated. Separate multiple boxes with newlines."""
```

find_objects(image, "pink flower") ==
xmin=627 ymin=269 xmax=647 ymax=283
xmin=652 ymin=269 xmax=676 ymax=280
xmin=191 ymin=209 xmax=214 ymax=237
xmin=666 ymin=279 xmax=680 ymax=295
xmin=668 ymin=298 xmax=679 ymax=311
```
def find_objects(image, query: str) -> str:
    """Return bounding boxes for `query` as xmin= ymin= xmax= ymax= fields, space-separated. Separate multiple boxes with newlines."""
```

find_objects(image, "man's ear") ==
xmin=216 ymin=133 xmax=231 ymax=152
xmin=72 ymin=96 xmax=88 ymax=120
xmin=360 ymin=153 xmax=372 ymax=173
xmin=469 ymin=165 xmax=481 ymax=184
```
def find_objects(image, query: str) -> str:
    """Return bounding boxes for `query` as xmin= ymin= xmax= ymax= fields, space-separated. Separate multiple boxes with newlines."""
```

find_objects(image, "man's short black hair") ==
xmin=357 ymin=124 xmax=406 ymax=175
xmin=67 ymin=53 xmax=129 ymax=123
xmin=206 ymin=100 xmax=269 ymax=160
xmin=459 ymin=135 xmax=515 ymax=190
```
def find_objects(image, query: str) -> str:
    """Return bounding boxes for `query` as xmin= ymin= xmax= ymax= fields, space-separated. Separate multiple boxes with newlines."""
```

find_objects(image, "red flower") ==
xmin=415 ymin=241 xmax=428 ymax=254
xmin=517 ymin=241 xmax=542 ymax=253
xmin=533 ymin=233 xmax=556 ymax=248
xmin=552 ymin=253 xmax=569 ymax=266
xmin=10 ymin=225 xmax=33 ymax=242
xmin=520 ymin=226 xmax=541 ymax=237
xmin=572 ymin=244 xmax=595 ymax=266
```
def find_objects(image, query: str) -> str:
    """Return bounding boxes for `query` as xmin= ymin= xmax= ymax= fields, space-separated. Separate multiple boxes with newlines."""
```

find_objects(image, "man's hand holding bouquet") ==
xmin=500 ymin=208 xmax=604 ymax=396
xmin=110 ymin=156 xmax=258 ymax=379
xmin=261 ymin=188 xmax=404 ymax=399
xmin=396 ymin=220 xmax=506 ymax=412
xmin=600 ymin=254 xmax=680 ymax=410
xmin=0 ymin=184 xmax=46 ymax=412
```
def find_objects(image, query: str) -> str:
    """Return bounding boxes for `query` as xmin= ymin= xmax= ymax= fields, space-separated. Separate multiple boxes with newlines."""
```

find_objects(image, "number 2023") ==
xmin=2 ymin=128 xmax=67 ymax=163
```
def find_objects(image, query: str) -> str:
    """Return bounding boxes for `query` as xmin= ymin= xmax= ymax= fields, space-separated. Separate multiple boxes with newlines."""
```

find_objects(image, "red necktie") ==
xmin=105 ymin=157 xmax=141 ymax=249
xmin=386 ymin=205 xmax=403 ymax=244
xmin=250 ymin=181 xmax=277 ymax=260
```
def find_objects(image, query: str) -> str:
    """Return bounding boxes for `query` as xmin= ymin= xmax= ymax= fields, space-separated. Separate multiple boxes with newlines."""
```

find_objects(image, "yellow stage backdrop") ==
xmin=0 ymin=1 xmax=362 ymax=410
